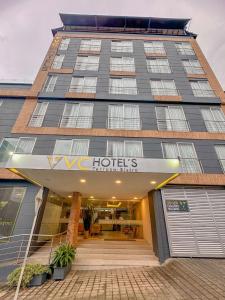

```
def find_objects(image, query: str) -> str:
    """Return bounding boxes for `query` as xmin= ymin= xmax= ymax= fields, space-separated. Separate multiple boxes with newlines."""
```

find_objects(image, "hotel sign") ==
xmin=6 ymin=154 xmax=180 ymax=174
xmin=166 ymin=200 xmax=189 ymax=212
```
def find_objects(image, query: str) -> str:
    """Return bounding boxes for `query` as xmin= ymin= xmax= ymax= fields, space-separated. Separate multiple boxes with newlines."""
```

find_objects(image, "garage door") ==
xmin=162 ymin=188 xmax=225 ymax=257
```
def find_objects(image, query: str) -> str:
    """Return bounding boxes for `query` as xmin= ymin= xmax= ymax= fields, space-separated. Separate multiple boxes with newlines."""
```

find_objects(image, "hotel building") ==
xmin=0 ymin=14 xmax=225 ymax=275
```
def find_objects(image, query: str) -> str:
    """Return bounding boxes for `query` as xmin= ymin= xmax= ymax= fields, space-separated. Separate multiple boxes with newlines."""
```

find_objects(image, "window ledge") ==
xmin=65 ymin=92 xmax=96 ymax=99
xmin=153 ymin=95 xmax=182 ymax=101
xmin=48 ymin=68 xmax=74 ymax=74
xmin=110 ymin=71 xmax=136 ymax=77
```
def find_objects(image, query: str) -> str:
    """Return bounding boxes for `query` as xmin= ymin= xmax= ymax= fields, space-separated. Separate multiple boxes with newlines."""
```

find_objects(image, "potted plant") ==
xmin=51 ymin=243 xmax=75 ymax=280
xmin=82 ymin=205 xmax=94 ymax=238
xmin=7 ymin=264 xmax=51 ymax=288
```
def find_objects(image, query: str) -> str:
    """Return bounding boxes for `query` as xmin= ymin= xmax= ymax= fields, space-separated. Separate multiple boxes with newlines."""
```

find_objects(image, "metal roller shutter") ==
xmin=162 ymin=188 xmax=225 ymax=257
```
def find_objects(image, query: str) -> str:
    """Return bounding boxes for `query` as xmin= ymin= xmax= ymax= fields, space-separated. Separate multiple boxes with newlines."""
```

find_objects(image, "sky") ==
xmin=0 ymin=0 xmax=225 ymax=88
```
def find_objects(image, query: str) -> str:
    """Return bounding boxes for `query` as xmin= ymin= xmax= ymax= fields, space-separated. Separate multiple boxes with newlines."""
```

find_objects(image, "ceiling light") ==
xmin=90 ymin=196 xmax=94 ymax=199
xmin=133 ymin=197 xmax=138 ymax=200
xmin=150 ymin=181 xmax=157 ymax=185
xmin=68 ymin=195 xmax=72 ymax=198
xmin=112 ymin=196 xmax=116 ymax=199
xmin=115 ymin=180 xmax=122 ymax=184
xmin=80 ymin=179 xmax=86 ymax=183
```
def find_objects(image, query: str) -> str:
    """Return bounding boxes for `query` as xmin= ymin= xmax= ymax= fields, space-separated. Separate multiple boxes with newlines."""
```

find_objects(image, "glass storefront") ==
xmin=0 ymin=187 xmax=26 ymax=237
xmin=80 ymin=199 xmax=143 ymax=240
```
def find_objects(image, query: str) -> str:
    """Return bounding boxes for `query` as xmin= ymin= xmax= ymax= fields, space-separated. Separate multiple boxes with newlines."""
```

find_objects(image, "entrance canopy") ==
xmin=6 ymin=155 xmax=180 ymax=199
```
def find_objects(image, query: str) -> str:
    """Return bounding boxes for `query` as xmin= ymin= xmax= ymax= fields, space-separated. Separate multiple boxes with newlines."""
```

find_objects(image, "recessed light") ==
xmin=150 ymin=181 xmax=157 ymax=185
xmin=80 ymin=179 xmax=86 ymax=183
xmin=68 ymin=195 xmax=72 ymax=198
xmin=112 ymin=196 xmax=116 ymax=199
xmin=133 ymin=197 xmax=138 ymax=200
xmin=90 ymin=196 xmax=94 ymax=199
xmin=115 ymin=180 xmax=122 ymax=184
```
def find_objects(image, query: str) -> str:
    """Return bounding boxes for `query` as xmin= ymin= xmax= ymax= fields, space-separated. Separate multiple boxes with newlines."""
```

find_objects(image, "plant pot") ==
xmin=52 ymin=264 xmax=71 ymax=280
xmin=84 ymin=230 xmax=89 ymax=239
xmin=29 ymin=273 xmax=47 ymax=287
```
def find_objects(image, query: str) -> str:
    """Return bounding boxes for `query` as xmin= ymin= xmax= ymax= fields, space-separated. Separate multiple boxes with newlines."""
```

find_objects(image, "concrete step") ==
xmin=76 ymin=253 xmax=156 ymax=260
xmin=73 ymin=258 xmax=159 ymax=267
xmin=78 ymin=243 xmax=152 ymax=250
xmin=76 ymin=248 xmax=153 ymax=255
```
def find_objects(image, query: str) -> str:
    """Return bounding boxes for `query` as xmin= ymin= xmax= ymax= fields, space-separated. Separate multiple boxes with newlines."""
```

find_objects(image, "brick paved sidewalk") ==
xmin=1 ymin=258 xmax=225 ymax=299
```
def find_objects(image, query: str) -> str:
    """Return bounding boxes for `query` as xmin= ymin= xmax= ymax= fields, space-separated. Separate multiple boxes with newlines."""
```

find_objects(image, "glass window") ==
xmin=44 ymin=75 xmax=57 ymax=92
xmin=108 ymin=104 xmax=140 ymax=130
xmin=190 ymin=80 xmax=215 ymax=97
xmin=182 ymin=59 xmax=204 ymax=74
xmin=59 ymin=38 xmax=70 ymax=51
xmin=29 ymin=102 xmax=49 ymax=127
xmin=215 ymin=145 xmax=225 ymax=173
xmin=0 ymin=187 xmax=26 ymax=237
xmin=201 ymin=107 xmax=225 ymax=132
xmin=14 ymin=137 xmax=36 ymax=154
xmin=156 ymin=106 xmax=189 ymax=131
xmin=110 ymin=57 xmax=135 ymax=72
xmin=144 ymin=41 xmax=166 ymax=55
xmin=75 ymin=56 xmax=99 ymax=71
xmin=69 ymin=77 xmax=97 ymax=93
xmin=111 ymin=41 xmax=133 ymax=53
xmin=0 ymin=137 xmax=35 ymax=164
xmin=61 ymin=103 xmax=93 ymax=128
xmin=147 ymin=58 xmax=171 ymax=73
xmin=107 ymin=140 xmax=143 ymax=157
xmin=162 ymin=142 xmax=202 ymax=173
xmin=80 ymin=39 xmax=101 ymax=52
xmin=51 ymin=54 xmax=65 ymax=69
xmin=109 ymin=78 xmax=137 ymax=95
xmin=53 ymin=139 xmax=89 ymax=156
xmin=150 ymin=80 xmax=178 ymax=96
xmin=175 ymin=42 xmax=195 ymax=55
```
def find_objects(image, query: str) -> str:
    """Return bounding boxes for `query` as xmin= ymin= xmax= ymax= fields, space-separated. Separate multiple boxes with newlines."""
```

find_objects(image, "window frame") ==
xmin=155 ymin=105 xmax=190 ymax=132
xmin=69 ymin=76 xmax=97 ymax=93
xmin=150 ymin=79 xmax=178 ymax=96
xmin=28 ymin=102 xmax=49 ymax=128
xmin=161 ymin=141 xmax=202 ymax=173
xmin=75 ymin=55 xmax=100 ymax=71
xmin=60 ymin=102 xmax=94 ymax=128
xmin=190 ymin=80 xmax=215 ymax=98
xmin=106 ymin=140 xmax=143 ymax=157
xmin=111 ymin=40 xmax=133 ymax=53
xmin=59 ymin=38 xmax=70 ymax=51
xmin=53 ymin=139 xmax=90 ymax=156
xmin=51 ymin=54 xmax=65 ymax=69
xmin=144 ymin=41 xmax=166 ymax=55
xmin=146 ymin=58 xmax=171 ymax=74
xmin=214 ymin=144 xmax=225 ymax=173
xmin=79 ymin=39 xmax=101 ymax=52
xmin=109 ymin=77 xmax=138 ymax=95
xmin=43 ymin=75 xmax=58 ymax=92
xmin=201 ymin=107 xmax=225 ymax=133
xmin=107 ymin=104 xmax=141 ymax=130
xmin=0 ymin=137 xmax=36 ymax=155
xmin=175 ymin=42 xmax=195 ymax=55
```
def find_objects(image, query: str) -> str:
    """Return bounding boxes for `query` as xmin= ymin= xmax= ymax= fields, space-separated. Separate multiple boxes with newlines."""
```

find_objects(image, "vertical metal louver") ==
xmin=162 ymin=188 xmax=225 ymax=257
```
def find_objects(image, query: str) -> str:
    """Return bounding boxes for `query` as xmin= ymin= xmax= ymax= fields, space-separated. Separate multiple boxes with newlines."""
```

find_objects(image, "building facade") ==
xmin=0 ymin=14 xmax=225 ymax=268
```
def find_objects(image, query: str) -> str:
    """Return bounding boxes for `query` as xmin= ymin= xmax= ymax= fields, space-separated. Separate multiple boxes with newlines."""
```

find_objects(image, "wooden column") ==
xmin=67 ymin=192 xmax=81 ymax=246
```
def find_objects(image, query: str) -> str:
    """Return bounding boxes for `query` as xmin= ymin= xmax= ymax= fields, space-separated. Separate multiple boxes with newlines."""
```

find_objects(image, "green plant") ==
xmin=51 ymin=243 xmax=75 ymax=268
xmin=7 ymin=264 xmax=51 ymax=288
